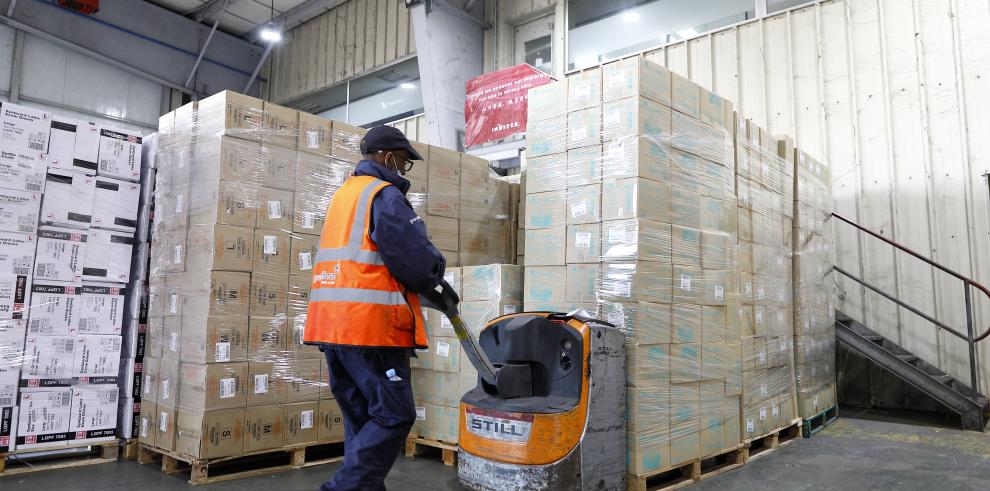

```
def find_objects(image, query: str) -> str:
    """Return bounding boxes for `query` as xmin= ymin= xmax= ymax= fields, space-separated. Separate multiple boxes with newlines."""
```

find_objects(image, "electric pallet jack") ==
xmin=421 ymin=281 xmax=627 ymax=491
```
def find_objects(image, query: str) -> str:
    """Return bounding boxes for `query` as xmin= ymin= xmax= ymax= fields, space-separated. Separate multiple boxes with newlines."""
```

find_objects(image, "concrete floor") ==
xmin=4 ymin=413 xmax=989 ymax=490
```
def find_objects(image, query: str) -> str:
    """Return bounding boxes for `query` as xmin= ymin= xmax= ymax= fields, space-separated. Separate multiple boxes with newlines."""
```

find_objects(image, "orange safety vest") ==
xmin=303 ymin=175 xmax=428 ymax=348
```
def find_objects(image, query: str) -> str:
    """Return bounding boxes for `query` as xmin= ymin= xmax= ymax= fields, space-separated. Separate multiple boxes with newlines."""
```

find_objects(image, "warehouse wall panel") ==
xmin=632 ymin=0 xmax=990 ymax=393
xmin=270 ymin=0 xmax=416 ymax=104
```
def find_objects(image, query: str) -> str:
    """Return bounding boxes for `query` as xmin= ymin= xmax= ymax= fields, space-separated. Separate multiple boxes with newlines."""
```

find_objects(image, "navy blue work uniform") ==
xmin=319 ymin=159 xmax=445 ymax=491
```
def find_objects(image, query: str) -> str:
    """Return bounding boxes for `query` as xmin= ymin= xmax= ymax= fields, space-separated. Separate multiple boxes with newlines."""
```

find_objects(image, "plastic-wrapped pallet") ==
xmin=791 ymin=148 xmax=836 ymax=419
xmin=735 ymin=119 xmax=798 ymax=441
xmin=525 ymin=57 xmax=743 ymax=477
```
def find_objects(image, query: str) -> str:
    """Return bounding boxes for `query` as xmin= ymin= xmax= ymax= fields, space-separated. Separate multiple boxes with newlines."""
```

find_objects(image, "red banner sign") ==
xmin=464 ymin=64 xmax=552 ymax=147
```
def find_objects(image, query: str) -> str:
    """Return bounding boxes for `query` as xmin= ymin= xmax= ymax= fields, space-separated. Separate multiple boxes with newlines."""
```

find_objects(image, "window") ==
xmin=566 ymin=0 xmax=814 ymax=72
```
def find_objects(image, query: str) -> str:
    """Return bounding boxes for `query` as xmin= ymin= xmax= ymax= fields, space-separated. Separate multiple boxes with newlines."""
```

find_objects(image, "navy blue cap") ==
xmin=359 ymin=126 xmax=424 ymax=160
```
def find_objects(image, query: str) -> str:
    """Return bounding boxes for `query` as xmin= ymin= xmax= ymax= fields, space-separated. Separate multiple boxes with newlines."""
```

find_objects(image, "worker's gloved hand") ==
xmin=420 ymin=279 xmax=459 ymax=314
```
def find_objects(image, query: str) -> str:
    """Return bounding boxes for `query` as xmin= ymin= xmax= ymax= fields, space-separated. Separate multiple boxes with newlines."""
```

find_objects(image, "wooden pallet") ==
xmin=0 ymin=440 xmax=119 ymax=476
xmin=744 ymin=418 xmax=802 ymax=462
xmin=405 ymin=437 xmax=457 ymax=467
xmin=627 ymin=443 xmax=747 ymax=491
xmin=121 ymin=438 xmax=140 ymax=461
xmin=801 ymin=406 xmax=838 ymax=438
xmin=136 ymin=440 xmax=344 ymax=485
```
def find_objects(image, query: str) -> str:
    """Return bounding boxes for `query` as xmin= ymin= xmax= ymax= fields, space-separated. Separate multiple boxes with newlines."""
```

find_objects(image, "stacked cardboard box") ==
xmin=411 ymin=263 xmax=522 ymax=443
xmin=791 ymin=149 xmax=836 ymax=418
xmin=525 ymin=58 xmax=743 ymax=475
xmin=141 ymin=91 xmax=516 ymax=460
xmin=734 ymin=119 xmax=798 ymax=440
xmin=0 ymin=101 xmax=145 ymax=451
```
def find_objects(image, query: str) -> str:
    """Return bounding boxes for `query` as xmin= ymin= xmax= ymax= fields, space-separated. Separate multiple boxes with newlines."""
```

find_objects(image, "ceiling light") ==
xmin=677 ymin=28 xmax=698 ymax=39
xmin=400 ymin=82 xmax=416 ymax=89
xmin=260 ymin=28 xmax=282 ymax=42
xmin=621 ymin=11 xmax=640 ymax=22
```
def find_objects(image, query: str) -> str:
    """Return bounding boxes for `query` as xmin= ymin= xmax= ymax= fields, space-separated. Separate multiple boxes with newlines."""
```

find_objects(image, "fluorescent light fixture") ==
xmin=400 ymin=82 xmax=416 ymax=89
xmin=260 ymin=28 xmax=282 ymax=42
xmin=621 ymin=11 xmax=640 ymax=22
xmin=677 ymin=28 xmax=698 ymax=39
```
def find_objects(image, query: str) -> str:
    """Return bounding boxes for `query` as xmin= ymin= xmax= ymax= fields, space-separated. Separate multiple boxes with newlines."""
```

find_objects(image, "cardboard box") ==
xmin=247 ymin=360 xmax=288 ymax=406
xmin=181 ymin=315 xmax=249 ymax=364
xmin=290 ymin=233 xmax=319 ymax=277
xmin=0 ymin=148 xmax=46 ymax=193
xmin=73 ymin=335 xmax=121 ymax=382
xmin=82 ymin=229 xmax=133 ymax=283
xmin=21 ymin=334 xmax=74 ymax=383
xmin=426 ymin=215 xmax=459 ymax=251
xmin=565 ymin=263 xmax=599 ymax=303
xmin=283 ymin=401 xmax=318 ymax=446
xmin=524 ymin=227 xmax=566 ymax=266
xmin=250 ymin=272 xmax=288 ymax=316
xmin=298 ymin=112 xmax=332 ymax=156
xmin=248 ymin=315 xmax=288 ymax=356
xmin=411 ymin=369 xmax=477 ymax=408
xmin=0 ymin=273 xmax=29 ymax=319
xmin=141 ymin=357 xmax=159 ymax=404
xmin=175 ymin=408 xmax=245 ymax=459
xmin=91 ymin=176 xmax=140 ymax=232
xmin=138 ymin=401 xmax=156 ymax=446
xmin=156 ymin=405 xmax=177 ymax=450
xmin=189 ymin=179 xmax=257 ymax=229
xmin=34 ymin=227 xmax=86 ymax=283
xmin=460 ymin=264 xmax=521 ymax=302
xmin=525 ymin=190 xmax=565 ymax=229
xmin=429 ymin=336 xmax=463 ymax=373
xmin=69 ymin=385 xmax=118 ymax=443
xmin=16 ymin=388 xmax=72 ymax=450
xmin=260 ymin=145 xmax=297 ymax=192
xmin=601 ymin=177 xmax=670 ymax=222
xmin=600 ymin=301 xmax=671 ymax=345
xmin=523 ymin=266 xmax=566 ymax=307
xmin=567 ymin=106 xmax=601 ymax=150
xmin=46 ymin=118 xmax=81 ymax=173
xmin=0 ymin=102 xmax=51 ymax=152
xmin=184 ymin=224 xmax=254 ymax=273
xmin=566 ymin=146 xmax=602 ymax=187
xmin=0 ymin=188 xmax=39 ymax=235
xmin=73 ymin=121 xmax=100 ymax=171
xmin=161 ymin=315 xmax=182 ymax=360
xmin=41 ymin=169 xmax=95 ymax=229
xmin=262 ymin=102 xmax=299 ymax=150
xmin=180 ymin=362 xmax=248 ymax=411
xmin=255 ymin=186 xmax=294 ymax=233
xmin=414 ymin=403 xmax=458 ymax=444
xmin=97 ymin=127 xmax=142 ymax=182
xmin=286 ymin=358 xmax=322 ymax=403
xmin=672 ymin=265 xmax=702 ymax=304
xmin=293 ymin=156 xmax=352 ymax=233
xmin=318 ymin=398 xmax=345 ymax=443
xmin=253 ymin=229 xmax=291 ymax=275
xmin=601 ymin=96 xmax=672 ymax=143
xmin=602 ymin=56 xmax=672 ymax=105
xmin=568 ymin=67 xmax=601 ymax=110
xmin=181 ymin=271 xmax=251 ymax=319
xmin=671 ymin=303 xmax=701 ymax=344
xmin=626 ymin=344 xmax=670 ymax=386
xmin=286 ymin=314 xmax=322 ymax=359
xmin=157 ymin=358 xmax=179 ymax=408
xmin=566 ymin=184 xmax=601 ymax=226
xmin=566 ymin=223 xmax=601 ymax=264
xmin=197 ymin=90 xmax=264 ymax=140
xmin=601 ymin=219 xmax=671 ymax=263
xmin=459 ymin=301 xmax=521 ymax=337
xmin=526 ymin=116 xmax=566 ymax=157
xmin=244 ymin=404 xmax=284 ymax=452
xmin=0 ymin=232 xmax=34 ymax=278
xmin=600 ymin=261 xmax=672 ymax=303
xmin=77 ymin=284 xmax=125 ymax=335
xmin=527 ymin=80 xmax=567 ymax=122
xmin=671 ymin=111 xmax=731 ymax=165
xmin=671 ymin=72 xmax=700 ymax=118
xmin=602 ymin=136 xmax=671 ymax=182
xmin=287 ymin=274 xmax=310 ymax=317
xmin=330 ymin=121 xmax=366 ymax=163
xmin=426 ymin=148 xmax=460 ymax=218
xmin=671 ymin=225 xmax=701 ymax=267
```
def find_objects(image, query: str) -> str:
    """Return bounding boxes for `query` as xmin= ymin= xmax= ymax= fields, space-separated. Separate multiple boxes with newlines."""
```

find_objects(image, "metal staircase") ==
xmin=831 ymin=213 xmax=990 ymax=431
xmin=835 ymin=311 xmax=989 ymax=430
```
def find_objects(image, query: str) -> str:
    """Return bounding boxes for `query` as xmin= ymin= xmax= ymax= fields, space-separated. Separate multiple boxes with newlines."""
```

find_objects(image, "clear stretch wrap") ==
xmin=791 ymin=148 xmax=836 ymax=418
xmin=412 ymin=264 xmax=521 ymax=444
xmin=734 ymin=119 xmax=798 ymax=440
xmin=525 ymin=58 xmax=744 ymax=475
xmin=143 ymin=91 xmax=518 ymax=459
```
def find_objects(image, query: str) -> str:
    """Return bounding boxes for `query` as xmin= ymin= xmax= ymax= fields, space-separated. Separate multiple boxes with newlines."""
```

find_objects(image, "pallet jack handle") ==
xmin=420 ymin=279 xmax=500 ymax=388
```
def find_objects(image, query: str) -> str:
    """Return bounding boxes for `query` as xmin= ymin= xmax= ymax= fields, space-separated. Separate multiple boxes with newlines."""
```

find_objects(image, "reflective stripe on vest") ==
xmin=308 ymin=287 xmax=407 ymax=305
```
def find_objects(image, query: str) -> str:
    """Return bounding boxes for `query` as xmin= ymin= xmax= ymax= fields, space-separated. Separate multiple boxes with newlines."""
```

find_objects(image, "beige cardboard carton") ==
xmin=174 ymin=408 xmax=245 ymax=459
xmin=565 ymin=263 xmax=599 ymax=304
xmin=672 ymin=304 xmax=701 ymax=344
xmin=286 ymin=358 xmax=322 ymax=402
xmin=600 ymin=261 xmax=672 ymax=303
xmin=527 ymin=153 xmax=567 ymax=194
xmin=523 ymin=266 xmax=566 ymax=307
xmin=601 ymin=219 xmax=671 ymax=263
xmin=566 ymin=145 xmax=602 ymax=187
xmin=600 ymin=300 xmax=671 ymax=345
xmin=460 ymin=264 xmax=522 ymax=302
xmin=527 ymin=80 xmax=567 ymax=122
xmin=179 ymin=361 xmax=248 ymax=410
xmin=256 ymin=186 xmax=294 ymax=231
xmin=601 ymin=96 xmax=672 ymax=143
xmin=427 ymin=147 xmax=460 ymax=218
xmin=602 ymin=57 xmax=672 ymax=105
xmin=138 ymin=402 xmax=157 ymax=447
xmin=180 ymin=316 xmax=249 ymax=364
xmin=253 ymin=229 xmax=291 ymax=275
xmin=566 ymin=223 xmax=601 ymax=264
xmin=318 ymin=399 xmax=345 ymax=443
xmin=567 ymin=106 xmax=601 ymax=150
xmin=283 ymin=401 xmax=319 ymax=446
xmin=247 ymin=360 xmax=289 ymax=406
xmin=602 ymin=136 xmax=671 ymax=182
xmin=526 ymin=116 xmax=567 ymax=157
xmin=261 ymin=102 xmax=298 ymax=150
xmin=244 ymin=404 xmax=284 ymax=452
xmin=601 ymin=177 xmax=670 ymax=222
xmin=297 ymin=112 xmax=332 ymax=157
xmin=426 ymin=215 xmax=459 ymax=252
xmin=330 ymin=121 xmax=366 ymax=163
xmin=287 ymin=275 xmax=311 ymax=317
xmin=197 ymin=90 xmax=264 ymax=140
xmin=566 ymin=184 xmax=601 ymax=225
xmin=524 ymin=227 xmax=566 ymax=266
xmin=568 ymin=67 xmax=601 ymax=110
xmin=626 ymin=344 xmax=670 ymax=386
xmin=184 ymin=224 xmax=254 ymax=273
xmin=525 ymin=190 xmax=566 ymax=230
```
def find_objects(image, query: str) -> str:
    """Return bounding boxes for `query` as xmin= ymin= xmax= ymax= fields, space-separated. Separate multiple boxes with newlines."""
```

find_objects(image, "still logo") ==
xmin=465 ymin=408 xmax=532 ymax=443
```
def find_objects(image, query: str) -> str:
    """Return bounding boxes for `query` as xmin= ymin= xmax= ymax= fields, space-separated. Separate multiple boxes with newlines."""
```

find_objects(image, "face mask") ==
xmin=384 ymin=152 xmax=414 ymax=176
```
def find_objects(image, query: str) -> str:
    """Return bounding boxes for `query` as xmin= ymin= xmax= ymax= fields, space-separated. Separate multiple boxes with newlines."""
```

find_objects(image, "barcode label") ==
xmin=175 ymin=195 xmax=184 ymax=214
xmin=298 ymin=252 xmax=312 ymax=270
xmin=614 ymin=281 xmax=632 ymax=297
xmin=263 ymin=235 xmax=277 ymax=255
xmin=772 ymin=405 xmax=779 ymax=417
xmin=680 ymin=275 xmax=692 ymax=292
xmin=215 ymin=342 xmax=231 ymax=362
xmin=140 ymin=418 xmax=148 ymax=437
xmin=267 ymin=200 xmax=282 ymax=219
xmin=62 ymin=338 xmax=75 ymax=353
xmin=608 ymin=225 xmax=626 ymax=243
xmin=220 ymin=377 xmax=236 ymax=398
xmin=161 ymin=379 xmax=170 ymax=400
xmin=12 ymin=266 xmax=29 ymax=275
xmin=143 ymin=375 xmax=152 ymax=394
xmin=24 ymin=182 xmax=40 ymax=191
xmin=307 ymin=131 xmax=319 ymax=149
xmin=503 ymin=304 xmax=517 ymax=314
xmin=575 ymin=232 xmax=591 ymax=249
xmin=714 ymin=285 xmax=724 ymax=301
xmin=759 ymin=407 xmax=767 ymax=420
xmin=169 ymin=332 xmax=178 ymax=352
xmin=253 ymin=374 xmax=268 ymax=394
xmin=415 ymin=407 xmax=426 ymax=421
xmin=440 ymin=316 xmax=452 ymax=330
xmin=570 ymin=201 xmax=587 ymax=218
xmin=159 ymin=411 xmax=168 ymax=432
xmin=173 ymin=245 xmax=183 ymax=264
xmin=169 ymin=294 xmax=179 ymax=314
xmin=302 ymin=212 xmax=315 ymax=229
xmin=746 ymin=418 xmax=754 ymax=432
xmin=436 ymin=340 xmax=450 ymax=358
xmin=28 ymin=140 xmax=44 ymax=151
xmin=0 ymin=395 xmax=12 ymax=406
xmin=17 ymin=224 xmax=33 ymax=233
xmin=301 ymin=409 xmax=314 ymax=429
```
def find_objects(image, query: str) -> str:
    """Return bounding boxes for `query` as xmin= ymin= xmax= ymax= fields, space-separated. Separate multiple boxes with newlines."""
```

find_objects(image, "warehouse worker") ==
xmin=304 ymin=126 xmax=446 ymax=491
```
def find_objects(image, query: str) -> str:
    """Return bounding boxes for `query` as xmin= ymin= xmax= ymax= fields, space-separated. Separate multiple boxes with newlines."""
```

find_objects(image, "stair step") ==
xmin=895 ymin=354 xmax=919 ymax=363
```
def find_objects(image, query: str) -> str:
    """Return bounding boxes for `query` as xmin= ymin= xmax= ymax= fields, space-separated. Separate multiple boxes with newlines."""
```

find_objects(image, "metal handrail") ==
xmin=831 ymin=212 xmax=986 ymax=398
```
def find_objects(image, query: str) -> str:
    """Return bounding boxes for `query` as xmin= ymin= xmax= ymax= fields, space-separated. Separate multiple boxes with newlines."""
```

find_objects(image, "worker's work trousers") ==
xmin=320 ymin=346 xmax=416 ymax=491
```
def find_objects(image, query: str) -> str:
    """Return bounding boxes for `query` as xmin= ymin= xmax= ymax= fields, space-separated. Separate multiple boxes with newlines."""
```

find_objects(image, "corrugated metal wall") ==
xmin=634 ymin=0 xmax=990 ymax=393
xmin=268 ymin=0 xmax=416 ymax=104
xmin=387 ymin=113 xmax=427 ymax=142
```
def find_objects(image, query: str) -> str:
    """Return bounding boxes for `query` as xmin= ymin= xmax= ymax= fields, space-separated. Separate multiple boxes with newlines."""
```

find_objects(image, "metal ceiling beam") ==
xmin=190 ymin=0 xmax=239 ymax=22
xmin=245 ymin=0 xmax=348 ymax=42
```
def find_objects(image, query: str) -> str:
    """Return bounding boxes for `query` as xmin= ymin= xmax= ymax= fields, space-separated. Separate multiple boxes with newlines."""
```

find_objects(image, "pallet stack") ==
xmin=791 ymin=148 xmax=836 ymax=424
xmin=0 ymin=102 xmax=144 ymax=457
xmin=524 ymin=57 xmax=745 ymax=481
xmin=735 ymin=120 xmax=799 ymax=442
